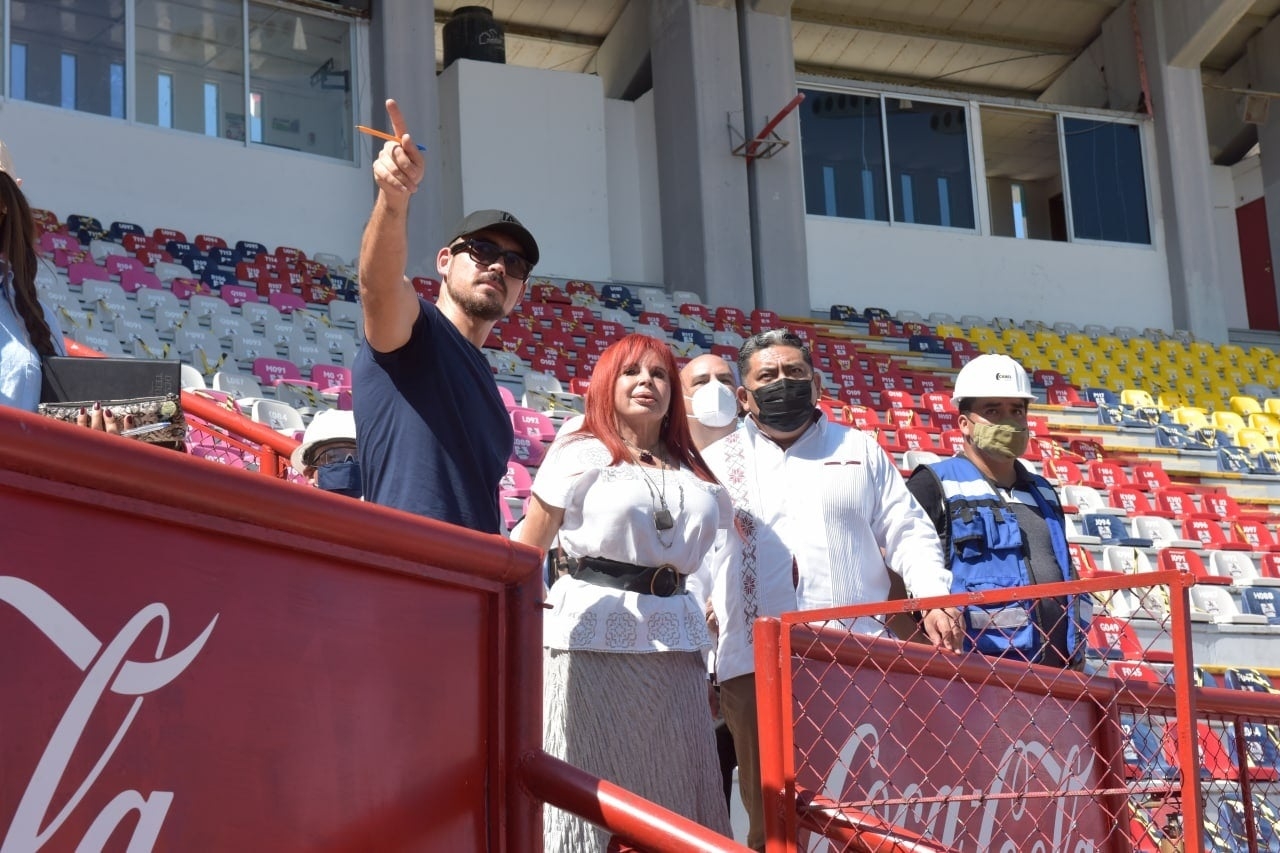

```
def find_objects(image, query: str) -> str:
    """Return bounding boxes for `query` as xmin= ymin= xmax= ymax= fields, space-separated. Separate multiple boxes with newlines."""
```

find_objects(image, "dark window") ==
xmin=885 ymin=100 xmax=975 ymax=229
xmin=799 ymin=89 xmax=889 ymax=222
xmin=1063 ymin=117 xmax=1150 ymax=245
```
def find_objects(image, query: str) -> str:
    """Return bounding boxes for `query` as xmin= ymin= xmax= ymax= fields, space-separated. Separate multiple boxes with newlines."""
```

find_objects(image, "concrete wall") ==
xmin=438 ymin=60 xmax=613 ymax=282
xmin=805 ymin=215 xmax=1174 ymax=330
xmin=0 ymin=98 xmax=372 ymax=261
xmin=1213 ymin=164 xmax=1249 ymax=329
xmin=604 ymin=92 xmax=664 ymax=284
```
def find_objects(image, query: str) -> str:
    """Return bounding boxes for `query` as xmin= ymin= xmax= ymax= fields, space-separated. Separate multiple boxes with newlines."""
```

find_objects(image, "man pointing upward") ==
xmin=353 ymin=98 xmax=541 ymax=533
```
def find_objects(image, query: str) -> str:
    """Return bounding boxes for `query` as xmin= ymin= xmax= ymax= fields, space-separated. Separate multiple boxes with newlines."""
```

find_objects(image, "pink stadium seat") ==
xmin=510 ymin=408 xmax=556 ymax=444
xmin=252 ymin=357 xmax=303 ymax=387
xmin=501 ymin=461 xmax=534 ymax=500
xmin=104 ymin=254 xmax=145 ymax=278
xmin=268 ymin=293 xmax=306 ymax=315
xmin=310 ymin=364 xmax=352 ymax=390
xmin=39 ymin=231 xmax=79 ymax=255
xmin=168 ymin=277 xmax=200 ymax=301
xmin=119 ymin=268 xmax=162 ymax=293
xmin=67 ymin=260 xmax=110 ymax=286
xmin=221 ymin=284 xmax=256 ymax=308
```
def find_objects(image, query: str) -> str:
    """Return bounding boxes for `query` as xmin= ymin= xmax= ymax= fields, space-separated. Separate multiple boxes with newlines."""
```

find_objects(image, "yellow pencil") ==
xmin=356 ymin=125 xmax=426 ymax=151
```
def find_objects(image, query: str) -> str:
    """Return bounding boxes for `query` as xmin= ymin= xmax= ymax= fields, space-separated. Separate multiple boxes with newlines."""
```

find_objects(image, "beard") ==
xmin=444 ymin=273 xmax=507 ymax=322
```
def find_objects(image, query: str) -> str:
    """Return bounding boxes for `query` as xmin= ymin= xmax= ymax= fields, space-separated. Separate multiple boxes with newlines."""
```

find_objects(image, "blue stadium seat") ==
xmin=1228 ymin=723 xmax=1280 ymax=781
xmin=861 ymin=306 xmax=891 ymax=322
xmin=908 ymin=334 xmax=947 ymax=354
xmin=671 ymin=327 xmax=711 ymax=348
xmin=107 ymin=220 xmax=145 ymax=242
xmin=1253 ymin=449 xmax=1280 ymax=476
xmin=1218 ymin=446 xmax=1256 ymax=474
xmin=829 ymin=304 xmax=857 ymax=322
xmin=1241 ymin=587 xmax=1280 ymax=624
xmin=234 ymin=240 xmax=267 ymax=261
xmin=165 ymin=239 xmax=197 ymax=259
xmin=1219 ymin=794 xmax=1280 ymax=853
xmin=209 ymin=246 xmax=237 ymax=267
xmin=201 ymin=267 xmax=236 ymax=290
xmin=1121 ymin=716 xmax=1176 ymax=780
xmin=1154 ymin=423 xmax=1214 ymax=451
xmin=599 ymin=284 xmax=633 ymax=305
xmin=1224 ymin=668 xmax=1279 ymax=693
xmin=1080 ymin=513 xmax=1154 ymax=547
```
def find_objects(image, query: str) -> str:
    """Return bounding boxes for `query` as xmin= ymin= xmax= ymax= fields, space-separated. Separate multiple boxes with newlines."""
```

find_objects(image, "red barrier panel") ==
xmin=0 ymin=406 xmax=544 ymax=851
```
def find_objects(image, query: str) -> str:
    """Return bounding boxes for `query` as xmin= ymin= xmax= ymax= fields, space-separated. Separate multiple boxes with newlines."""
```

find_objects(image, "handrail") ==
xmin=518 ymin=750 xmax=751 ymax=853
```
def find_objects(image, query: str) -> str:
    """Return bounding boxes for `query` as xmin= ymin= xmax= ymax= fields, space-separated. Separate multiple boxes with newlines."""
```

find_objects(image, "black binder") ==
xmin=40 ymin=357 xmax=182 ymax=403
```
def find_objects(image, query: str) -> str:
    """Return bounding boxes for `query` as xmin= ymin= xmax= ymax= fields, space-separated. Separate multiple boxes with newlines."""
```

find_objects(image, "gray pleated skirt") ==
xmin=543 ymin=647 xmax=732 ymax=852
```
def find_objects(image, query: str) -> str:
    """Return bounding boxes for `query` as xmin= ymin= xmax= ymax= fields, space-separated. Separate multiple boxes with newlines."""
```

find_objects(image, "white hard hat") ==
xmin=951 ymin=353 xmax=1035 ymax=406
xmin=290 ymin=409 xmax=357 ymax=471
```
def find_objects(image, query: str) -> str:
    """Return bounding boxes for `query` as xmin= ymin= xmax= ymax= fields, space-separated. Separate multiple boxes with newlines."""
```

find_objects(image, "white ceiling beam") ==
xmin=790 ymin=9 xmax=1080 ymax=56
xmin=1164 ymin=0 xmax=1256 ymax=68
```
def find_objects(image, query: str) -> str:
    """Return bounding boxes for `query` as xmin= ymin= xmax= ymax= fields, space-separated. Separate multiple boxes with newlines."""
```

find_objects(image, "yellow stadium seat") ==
xmin=1064 ymin=333 xmax=1093 ymax=353
xmin=1211 ymin=410 xmax=1247 ymax=438
xmin=1001 ymin=328 xmax=1031 ymax=348
xmin=1095 ymin=335 xmax=1123 ymax=356
xmin=1127 ymin=338 xmax=1153 ymax=362
xmin=1158 ymin=390 xmax=1191 ymax=410
xmin=1121 ymin=388 xmax=1158 ymax=409
xmin=1235 ymin=427 xmax=1271 ymax=454
xmin=935 ymin=323 xmax=964 ymax=339
xmin=1249 ymin=412 xmax=1280 ymax=441
xmin=1033 ymin=331 xmax=1063 ymax=350
xmin=1172 ymin=406 xmax=1211 ymax=429
xmin=1230 ymin=395 xmax=1263 ymax=417
xmin=1189 ymin=341 xmax=1215 ymax=364
xmin=1220 ymin=343 xmax=1246 ymax=366
xmin=968 ymin=326 xmax=998 ymax=348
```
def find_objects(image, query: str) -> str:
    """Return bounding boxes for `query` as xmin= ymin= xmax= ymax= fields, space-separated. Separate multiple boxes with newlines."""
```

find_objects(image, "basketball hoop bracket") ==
xmin=730 ymin=92 xmax=806 ymax=164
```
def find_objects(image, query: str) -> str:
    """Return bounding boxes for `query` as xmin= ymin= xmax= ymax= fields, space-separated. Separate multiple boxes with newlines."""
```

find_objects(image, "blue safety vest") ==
xmin=929 ymin=456 xmax=1084 ymax=664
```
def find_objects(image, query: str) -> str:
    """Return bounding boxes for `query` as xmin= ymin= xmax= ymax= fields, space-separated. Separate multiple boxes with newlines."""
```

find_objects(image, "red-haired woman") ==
xmin=515 ymin=333 xmax=733 ymax=849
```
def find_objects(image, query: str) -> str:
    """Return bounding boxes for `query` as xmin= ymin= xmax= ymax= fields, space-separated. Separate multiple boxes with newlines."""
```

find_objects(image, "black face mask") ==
xmin=750 ymin=378 xmax=815 ymax=433
xmin=316 ymin=459 xmax=362 ymax=498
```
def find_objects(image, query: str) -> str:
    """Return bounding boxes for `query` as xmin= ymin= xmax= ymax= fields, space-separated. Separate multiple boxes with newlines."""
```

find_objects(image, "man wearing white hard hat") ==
xmin=906 ymin=353 xmax=1085 ymax=668
xmin=291 ymin=409 xmax=360 ymax=497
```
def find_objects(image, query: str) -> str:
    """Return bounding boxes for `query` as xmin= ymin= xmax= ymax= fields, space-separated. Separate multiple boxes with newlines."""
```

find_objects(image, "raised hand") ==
xmin=371 ymin=98 xmax=424 ymax=204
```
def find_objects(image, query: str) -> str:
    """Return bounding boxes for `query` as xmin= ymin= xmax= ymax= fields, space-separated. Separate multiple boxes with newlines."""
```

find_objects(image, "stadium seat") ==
xmin=1063 ymin=485 xmax=1122 ymax=516
xmin=1110 ymin=486 xmax=1174 ymax=519
xmin=1241 ymin=587 xmax=1280 ymax=625
xmin=249 ymin=399 xmax=305 ymax=434
xmin=1080 ymin=513 xmax=1153 ymax=547
xmin=1161 ymin=723 xmax=1237 ymax=781
xmin=1207 ymin=551 xmax=1271 ymax=586
xmin=252 ymin=357 xmax=303 ymax=387
xmin=1086 ymin=615 xmax=1149 ymax=660
xmin=1159 ymin=547 xmax=1228 ymax=586
xmin=1227 ymin=724 xmax=1280 ymax=782
xmin=1130 ymin=516 xmax=1200 ymax=549
xmin=1189 ymin=586 xmax=1267 ymax=625
xmin=1183 ymin=516 xmax=1253 ymax=551
xmin=1224 ymin=668 xmax=1279 ymax=693
xmin=1231 ymin=518 xmax=1280 ymax=553
xmin=1218 ymin=794 xmax=1280 ymax=853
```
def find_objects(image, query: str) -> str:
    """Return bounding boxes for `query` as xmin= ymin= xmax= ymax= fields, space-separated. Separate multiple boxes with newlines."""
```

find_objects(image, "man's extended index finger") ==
xmin=386 ymin=98 xmax=409 ymax=140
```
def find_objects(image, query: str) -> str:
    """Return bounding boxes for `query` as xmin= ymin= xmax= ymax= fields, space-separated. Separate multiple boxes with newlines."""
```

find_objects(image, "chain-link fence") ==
xmin=756 ymin=570 xmax=1280 ymax=852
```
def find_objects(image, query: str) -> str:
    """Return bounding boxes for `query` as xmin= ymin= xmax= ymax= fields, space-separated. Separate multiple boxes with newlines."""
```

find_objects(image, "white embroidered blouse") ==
xmin=533 ymin=434 xmax=731 ymax=654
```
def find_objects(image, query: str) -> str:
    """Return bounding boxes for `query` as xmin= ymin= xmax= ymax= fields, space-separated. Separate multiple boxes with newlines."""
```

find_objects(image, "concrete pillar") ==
xmin=1252 ymin=18 xmax=1280 ymax=308
xmin=737 ymin=0 xmax=809 ymax=316
xmin=369 ymin=3 xmax=444 ymax=276
xmin=650 ymin=0 xmax=755 ymax=308
xmin=1140 ymin=0 xmax=1229 ymax=342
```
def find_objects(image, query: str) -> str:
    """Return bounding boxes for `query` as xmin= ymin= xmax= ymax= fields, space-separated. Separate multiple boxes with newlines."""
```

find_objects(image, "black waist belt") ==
xmin=571 ymin=556 xmax=686 ymax=597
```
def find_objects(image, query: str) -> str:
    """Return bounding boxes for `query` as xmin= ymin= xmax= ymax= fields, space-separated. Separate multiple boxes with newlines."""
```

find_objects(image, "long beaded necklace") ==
xmin=625 ymin=440 xmax=684 ymax=542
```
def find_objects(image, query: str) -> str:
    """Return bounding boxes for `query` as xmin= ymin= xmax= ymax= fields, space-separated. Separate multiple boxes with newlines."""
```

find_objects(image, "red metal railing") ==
xmin=756 ymin=570 xmax=1280 ymax=853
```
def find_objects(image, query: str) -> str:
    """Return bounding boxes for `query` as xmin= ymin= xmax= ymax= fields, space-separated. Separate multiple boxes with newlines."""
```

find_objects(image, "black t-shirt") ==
xmin=354 ymin=299 xmax=512 ymax=533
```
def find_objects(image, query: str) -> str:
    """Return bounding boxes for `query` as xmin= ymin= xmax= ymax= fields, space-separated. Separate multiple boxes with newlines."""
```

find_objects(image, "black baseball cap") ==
xmin=451 ymin=209 xmax=539 ymax=267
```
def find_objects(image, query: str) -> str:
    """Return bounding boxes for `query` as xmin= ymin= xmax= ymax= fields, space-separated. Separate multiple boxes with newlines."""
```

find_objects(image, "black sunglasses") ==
xmin=450 ymin=238 xmax=532 ymax=281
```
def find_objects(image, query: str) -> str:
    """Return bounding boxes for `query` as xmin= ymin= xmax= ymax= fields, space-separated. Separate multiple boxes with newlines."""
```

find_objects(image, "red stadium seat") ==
xmin=1085 ymin=460 xmax=1134 ymax=491
xmin=1158 ymin=548 xmax=1230 ymax=586
xmin=637 ymin=312 xmax=672 ymax=331
xmin=1154 ymin=488 xmax=1198 ymax=519
xmin=1110 ymin=486 xmax=1174 ymax=519
xmin=1232 ymin=519 xmax=1280 ymax=553
xmin=749 ymin=308 xmax=781 ymax=333
xmin=1182 ymin=515 xmax=1252 ymax=551
xmin=1131 ymin=462 xmax=1173 ymax=493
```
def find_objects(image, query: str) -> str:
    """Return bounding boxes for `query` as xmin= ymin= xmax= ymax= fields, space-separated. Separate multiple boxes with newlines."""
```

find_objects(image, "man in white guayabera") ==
xmin=701 ymin=329 xmax=961 ymax=851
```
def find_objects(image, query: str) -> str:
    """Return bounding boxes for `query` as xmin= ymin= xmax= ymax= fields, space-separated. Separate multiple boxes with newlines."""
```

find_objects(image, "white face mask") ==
xmin=688 ymin=380 xmax=738 ymax=429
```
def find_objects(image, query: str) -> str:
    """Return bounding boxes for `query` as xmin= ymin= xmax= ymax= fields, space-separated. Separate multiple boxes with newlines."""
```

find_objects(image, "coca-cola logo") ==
xmin=812 ymin=722 xmax=1099 ymax=853
xmin=2 ymin=576 xmax=217 ymax=852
